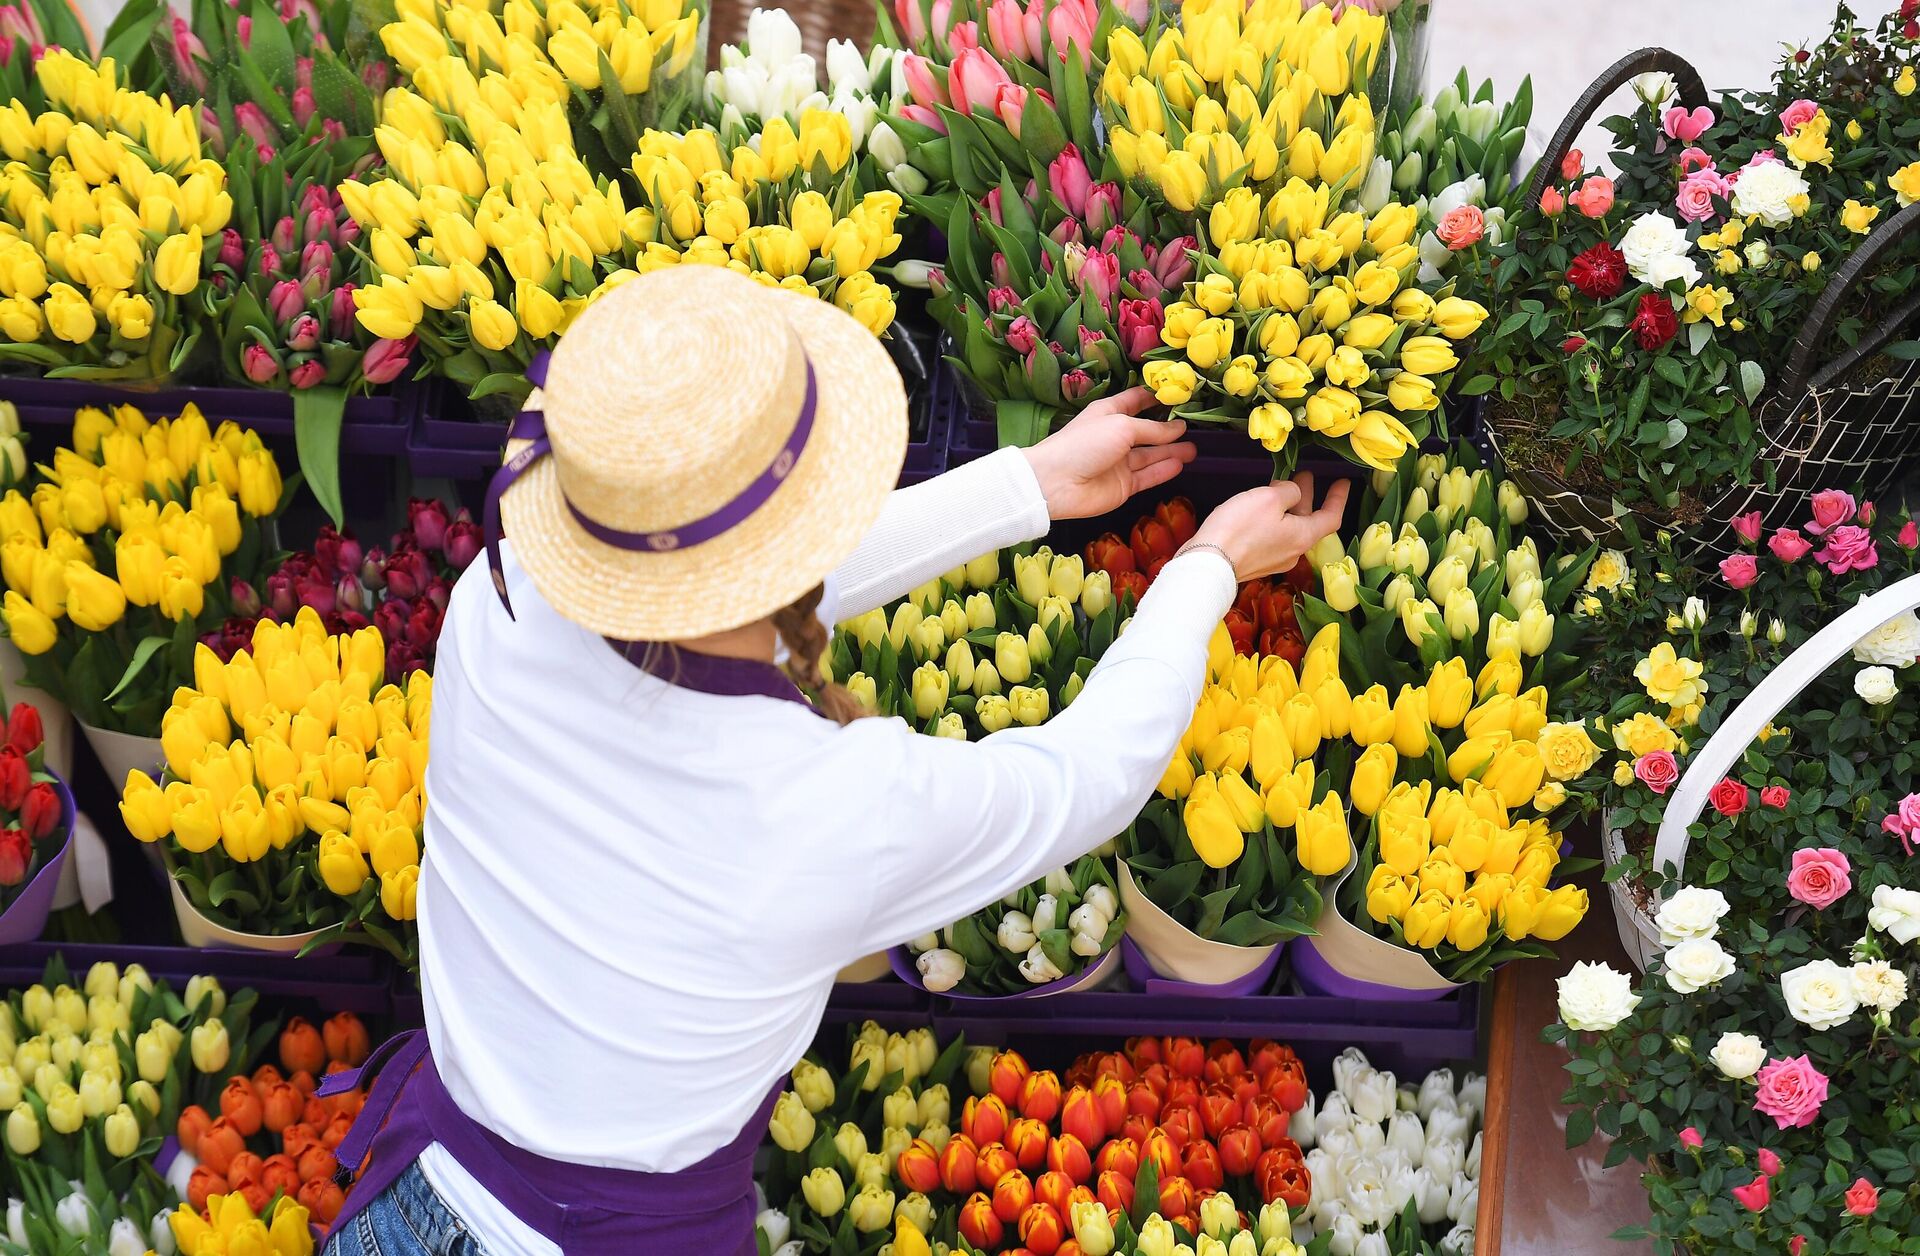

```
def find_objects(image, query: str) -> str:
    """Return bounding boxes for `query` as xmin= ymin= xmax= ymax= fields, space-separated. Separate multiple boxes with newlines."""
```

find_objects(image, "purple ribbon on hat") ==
xmin=483 ymin=349 xmax=819 ymax=618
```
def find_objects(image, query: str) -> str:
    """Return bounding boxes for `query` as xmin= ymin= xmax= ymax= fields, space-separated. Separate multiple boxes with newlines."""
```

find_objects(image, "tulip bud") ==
xmin=185 ymin=976 xmax=225 ymax=1016
xmin=1498 ymin=481 xmax=1528 ymax=523
xmin=1357 ymin=522 xmax=1393 ymax=569
xmin=911 ymin=662 xmax=950 ymax=720
xmin=5 ymin=1103 xmax=38 ymax=1154
xmin=769 ymin=1091 xmax=816 ymax=1152
xmin=1320 ymin=557 xmax=1360 ymax=612
xmin=189 ymin=1021 xmax=230 ymax=1074
xmin=916 ymin=949 xmax=966 ymax=992
xmin=1442 ymin=588 xmax=1479 ymax=640
xmin=976 ymin=694 xmax=1013 ymax=732
xmin=998 ymin=911 xmax=1037 ymax=953
xmin=802 ymin=1167 xmax=847 ymax=1217
xmin=1516 ymin=603 xmax=1554 ymax=655
xmin=103 ymin=1103 xmax=140 ymax=1158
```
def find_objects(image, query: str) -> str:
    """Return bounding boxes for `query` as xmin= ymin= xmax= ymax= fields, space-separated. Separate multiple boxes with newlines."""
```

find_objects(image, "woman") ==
xmin=323 ymin=267 xmax=1347 ymax=1255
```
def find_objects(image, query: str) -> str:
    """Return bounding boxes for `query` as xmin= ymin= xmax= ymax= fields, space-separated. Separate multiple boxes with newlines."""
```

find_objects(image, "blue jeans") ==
xmin=323 ymin=1162 xmax=489 ymax=1256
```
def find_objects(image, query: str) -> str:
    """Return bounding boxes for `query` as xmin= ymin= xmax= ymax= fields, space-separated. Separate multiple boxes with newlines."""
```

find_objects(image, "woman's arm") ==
xmin=831 ymin=390 xmax=1194 ymax=618
xmin=844 ymin=475 xmax=1350 ymax=952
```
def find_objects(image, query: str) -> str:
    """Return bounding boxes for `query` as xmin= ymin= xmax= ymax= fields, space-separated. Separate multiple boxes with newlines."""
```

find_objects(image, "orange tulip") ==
xmin=322 ymin=1112 xmax=355 ymax=1151
xmin=963 ymin=1094 xmax=1010 ymax=1147
xmin=1019 ymin=1201 xmax=1065 ymax=1256
xmin=1059 ymin=1086 xmax=1101 ymax=1150
xmin=298 ymin=1177 xmax=347 ymax=1225
xmin=1019 ymin=1069 xmax=1063 ymax=1123
xmin=957 ymin=1193 xmax=1003 ymax=1251
xmin=1199 ymin=1088 xmax=1241 ymax=1139
xmin=297 ymin=1144 xmax=339 ymax=1184
xmin=896 ymin=1138 xmax=940 ymax=1194
xmin=237 ymin=1180 xmax=272 ymax=1214
xmin=977 ymin=1142 xmax=1018 ymax=1190
xmin=1141 ymin=1129 xmax=1181 ymax=1179
xmin=1158 ymin=1174 xmax=1198 ymax=1219
xmin=1127 ymin=1037 xmax=1162 ymax=1065
xmin=260 ymin=1153 xmax=301 ymax=1196
xmin=991 ymin=1169 xmax=1034 ymax=1223
xmin=1165 ymin=1037 xmax=1205 ymax=1078
xmin=1090 ymin=1076 xmax=1126 ymax=1138
xmin=1182 ymin=1139 xmax=1225 ymax=1192
xmin=1159 ymin=1104 xmax=1204 ymax=1150
xmin=251 ymin=1063 xmax=286 ymax=1098
xmin=1008 ymin=1118 xmax=1049 ymax=1171
xmin=304 ymin=1096 xmax=331 ymax=1128
xmin=1220 ymin=1124 xmax=1264 ymax=1177
xmin=1034 ymin=1169 xmax=1073 ymax=1217
xmin=1096 ymin=1168 xmax=1135 ymax=1214
xmin=990 ymin=1049 xmax=1032 ymax=1105
xmin=187 ymin=1166 xmax=226 ymax=1211
xmin=939 ymin=1134 xmax=979 ymax=1194
xmin=324 ymin=1012 xmax=371 ymax=1066
xmin=220 ymin=1077 xmax=264 ymax=1137
xmin=288 ymin=1069 xmax=318 ymax=1097
xmin=282 ymin=1122 xmax=320 ymax=1160
xmin=1096 ymin=1136 xmax=1139 ymax=1180
xmin=1047 ymin=1133 xmax=1092 ymax=1185
xmin=177 ymin=1104 xmax=213 ymax=1155
xmin=198 ymin=1117 xmax=246 ymax=1175
xmin=262 ymin=1081 xmax=304 ymax=1133
xmin=279 ymin=1016 xmax=327 ymax=1075
xmin=225 ymin=1151 xmax=265 ymax=1189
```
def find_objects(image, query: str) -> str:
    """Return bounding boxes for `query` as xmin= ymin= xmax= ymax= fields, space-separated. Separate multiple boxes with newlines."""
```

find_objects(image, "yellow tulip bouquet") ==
xmin=380 ymin=0 xmax=706 ymax=182
xmin=0 ymin=51 xmax=231 ymax=381
xmin=828 ymin=546 xmax=1132 ymax=994
xmin=0 ymin=960 xmax=254 ymax=1250
xmin=348 ymin=33 xmax=900 ymax=406
xmin=117 ymin=611 xmax=429 ymax=963
xmin=0 ymin=404 xmax=286 ymax=737
xmin=167 ymin=1193 xmax=315 ymax=1256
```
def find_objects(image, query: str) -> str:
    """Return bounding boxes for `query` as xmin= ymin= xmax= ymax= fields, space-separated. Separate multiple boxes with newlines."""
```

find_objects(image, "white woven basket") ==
xmin=1610 ymin=571 xmax=1920 ymax=970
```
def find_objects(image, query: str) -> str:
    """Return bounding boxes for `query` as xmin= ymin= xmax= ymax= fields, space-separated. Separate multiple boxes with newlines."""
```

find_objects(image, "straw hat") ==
xmin=497 ymin=266 xmax=908 ymax=641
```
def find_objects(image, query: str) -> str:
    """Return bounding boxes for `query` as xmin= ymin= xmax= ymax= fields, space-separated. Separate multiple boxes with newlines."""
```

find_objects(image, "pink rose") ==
xmin=1742 ymin=150 xmax=1785 ymax=177
xmin=1757 ymin=1148 xmax=1783 ymax=1176
xmin=1786 ymin=847 xmax=1852 ymax=909
xmin=1881 ymin=793 xmax=1920 ymax=856
xmin=1539 ymin=186 xmax=1566 ymax=216
xmin=1779 ymin=98 xmax=1819 ymax=133
xmin=1769 ymin=528 xmax=1812 ymax=562
xmin=1900 ymin=520 xmax=1919 ymax=550
xmin=1731 ymin=1173 xmax=1771 ymax=1212
xmin=1845 ymin=1178 xmax=1879 ymax=1217
xmin=1436 ymin=205 xmax=1485 ymax=250
xmin=1807 ymin=489 xmax=1857 ymax=535
xmin=1678 ymin=1126 xmax=1704 ymax=1149
xmin=1790 ymin=1237 xmax=1807 ymax=1256
xmin=1753 ymin=1055 xmax=1830 ymax=1130
xmin=1709 ymin=778 xmax=1749 ymax=816
xmin=1568 ymin=176 xmax=1615 ymax=218
xmin=1678 ymin=146 xmax=1715 ymax=175
xmin=1675 ymin=169 xmax=1727 ymax=223
xmin=1761 ymin=785 xmax=1791 ymax=809
xmin=1719 ymin=553 xmax=1759 ymax=589
xmin=1730 ymin=511 xmax=1763 ymax=544
xmin=1635 ymin=751 xmax=1680 ymax=795
xmin=1816 ymin=524 xmax=1878 ymax=574
xmin=1663 ymin=105 xmax=1715 ymax=142
xmin=1860 ymin=500 xmax=1878 ymax=525
xmin=1561 ymin=147 xmax=1584 ymax=181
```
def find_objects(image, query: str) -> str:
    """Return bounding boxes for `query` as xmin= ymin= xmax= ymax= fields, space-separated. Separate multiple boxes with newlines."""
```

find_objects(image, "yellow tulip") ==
xmin=1349 ymin=743 xmax=1397 ymax=816
xmin=153 ymin=227 xmax=203 ymax=295
xmin=1481 ymin=741 xmax=1547 ymax=810
xmin=63 ymin=561 xmax=125 ymax=631
xmin=118 ymin=770 xmax=172 ymax=843
xmin=1400 ymin=335 xmax=1458 ymax=376
xmin=1184 ymin=775 xmax=1245 ymax=869
xmin=1531 ymin=884 xmax=1587 ymax=941
xmin=1295 ymin=792 xmax=1351 ymax=876
xmin=1426 ymin=658 xmax=1473 ymax=729
xmin=43 ymin=282 xmax=96 ymax=344
xmin=381 ymin=865 xmax=420 ymax=920
xmin=1377 ymin=808 xmax=1430 ymax=877
xmin=1201 ymin=726 xmax=1251 ymax=776
xmin=468 ymin=297 xmax=519 ymax=351
xmin=1446 ymin=897 xmax=1490 ymax=951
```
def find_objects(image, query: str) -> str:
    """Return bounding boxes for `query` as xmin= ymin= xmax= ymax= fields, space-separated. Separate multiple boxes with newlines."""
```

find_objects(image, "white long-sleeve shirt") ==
xmin=416 ymin=450 xmax=1236 ymax=1252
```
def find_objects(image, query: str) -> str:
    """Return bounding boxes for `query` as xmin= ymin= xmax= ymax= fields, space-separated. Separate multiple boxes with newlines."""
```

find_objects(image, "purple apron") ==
xmin=326 ymin=644 xmax=824 ymax=1252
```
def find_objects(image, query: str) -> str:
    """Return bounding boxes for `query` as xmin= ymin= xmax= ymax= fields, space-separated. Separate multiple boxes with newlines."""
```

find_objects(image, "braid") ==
xmin=773 ymin=584 xmax=869 ymax=725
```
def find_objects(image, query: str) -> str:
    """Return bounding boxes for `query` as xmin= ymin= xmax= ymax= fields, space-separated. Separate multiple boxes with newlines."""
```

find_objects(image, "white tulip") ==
xmin=746 ymin=6 xmax=804 ymax=64
xmin=768 ymin=60 xmax=820 ymax=117
xmin=1293 ymin=1087 xmax=1318 ymax=1149
xmin=1020 ymin=944 xmax=1064 ymax=984
xmin=1457 ymin=1073 xmax=1486 ymax=1120
xmin=826 ymin=38 xmax=872 ymax=94
xmin=1318 ymin=1122 xmax=1359 ymax=1163
xmin=1326 ymin=1214 xmax=1365 ymax=1256
xmin=755 ymin=1209 xmax=792 ymax=1249
xmin=915 ymin=949 xmax=966 ymax=992
xmin=1356 ymin=1235 xmax=1390 ymax=1256
xmin=1413 ymin=1167 xmax=1452 ymax=1225
xmin=1347 ymin=1069 xmax=1399 ymax=1126
xmin=1031 ymin=894 xmax=1059 ymax=934
xmin=1397 ymin=1086 xmax=1420 ymax=1114
xmin=1352 ymin=1120 xmax=1386 ymax=1155
xmin=887 ymin=166 xmax=930 ymax=196
xmin=997 ymin=912 xmax=1036 ymax=952
xmin=1387 ymin=1110 xmax=1427 ymax=1162
xmin=1067 ymin=902 xmax=1111 ymax=939
xmin=1303 ymin=1149 xmax=1341 ymax=1219
xmin=1424 ymin=1135 xmax=1466 ymax=1181
xmin=1431 ymin=176 xmax=1487 ymax=218
xmin=1416 ymin=1069 xmax=1455 ymax=1120
xmin=868 ymin=121 xmax=908 ymax=171
xmin=1083 ymin=884 xmax=1119 ymax=922
xmin=1417 ymin=230 xmax=1452 ymax=282
xmin=1448 ymin=1171 xmax=1479 ymax=1223
xmin=774 ymin=1243 xmax=807 ymax=1256
xmin=718 ymin=42 xmax=746 ymax=69
xmin=908 ymin=933 xmax=939 ymax=953
xmin=55 ymin=1191 xmax=91 ymax=1237
xmin=1466 ymin=1131 xmax=1483 ymax=1179
xmin=1044 ymin=867 xmax=1076 ymax=896
xmin=149 ymin=1211 xmax=178 ymax=1256
xmin=1331 ymin=1047 xmax=1370 ymax=1096
xmin=6 ymin=1200 xmax=25 ymax=1249
xmin=108 ymin=1218 xmax=146 ymax=1256
xmin=1439 ymin=1222 xmax=1475 ymax=1255
xmin=1426 ymin=1103 xmax=1472 ymax=1146
xmin=165 ymin=1148 xmax=198 ymax=1201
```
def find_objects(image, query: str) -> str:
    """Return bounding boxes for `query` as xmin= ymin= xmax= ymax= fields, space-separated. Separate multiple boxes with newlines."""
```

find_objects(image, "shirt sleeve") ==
xmin=831 ymin=448 xmax=1051 ymax=618
xmin=846 ymin=549 xmax=1237 ymax=951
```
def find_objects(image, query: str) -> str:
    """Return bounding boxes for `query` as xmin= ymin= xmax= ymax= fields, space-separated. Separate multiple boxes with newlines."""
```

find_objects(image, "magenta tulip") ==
xmin=362 ymin=336 xmax=414 ymax=385
xmin=1048 ymin=144 xmax=1092 ymax=218
xmin=1078 ymin=249 xmax=1120 ymax=314
xmin=230 ymin=579 xmax=261 ymax=618
xmin=408 ymin=499 xmax=451 ymax=553
xmin=288 ymin=360 xmax=326 ymax=389
xmin=268 ymin=280 xmax=304 ymax=324
xmin=330 ymin=285 xmax=358 ymax=340
xmin=286 ymin=314 xmax=320 ymax=351
xmin=235 ymin=102 xmax=276 ymax=150
xmin=1005 ymin=315 xmax=1040 ymax=355
xmin=218 ymin=228 xmax=245 ymax=271
xmin=272 ymin=215 xmax=298 ymax=255
xmin=292 ymin=86 xmax=315 ymax=129
xmin=444 ymin=522 xmax=482 ymax=571
xmin=1086 ymin=183 xmax=1122 ymax=233
xmin=242 ymin=344 xmax=283 ymax=384
xmin=1119 ymin=298 xmax=1166 ymax=361
xmin=169 ymin=15 xmax=208 ymax=93
xmin=236 ymin=14 xmax=252 ymax=46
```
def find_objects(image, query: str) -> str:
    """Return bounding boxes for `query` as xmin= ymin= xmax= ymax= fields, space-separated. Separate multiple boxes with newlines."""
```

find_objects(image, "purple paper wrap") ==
xmin=0 ymin=775 xmax=75 ymax=946
xmin=1118 ymin=936 xmax=1283 ymax=996
xmin=1290 ymin=935 xmax=1458 ymax=1002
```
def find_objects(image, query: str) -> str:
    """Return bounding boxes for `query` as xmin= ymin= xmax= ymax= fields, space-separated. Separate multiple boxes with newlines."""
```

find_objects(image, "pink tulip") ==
xmin=1078 ymin=249 xmax=1120 ymax=315
xmin=197 ymin=107 xmax=227 ymax=156
xmin=0 ymin=6 xmax=44 ymax=45
xmin=296 ymin=55 xmax=313 ymax=93
xmin=321 ymin=119 xmax=347 ymax=142
xmin=1049 ymin=144 xmax=1092 ymax=218
xmin=1086 ymin=183 xmax=1122 ymax=233
xmin=993 ymin=82 xmax=1029 ymax=137
xmin=445 ymin=521 xmax=482 ymax=570
xmin=362 ymin=336 xmax=414 ymax=386
xmin=218 ymin=229 xmax=245 ymax=271
xmin=286 ymin=314 xmax=320 ymax=351
xmin=242 ymin=344 xmax=283 ymax=384
xmin=1661 ymin=105 xmax=1714 ymax=143
xmin=272 ymin=215 xmax=298 ymax=255
xmin=1061 ymin=369 xmax=1094 ymax=401
xmin=947 ymin=20 xmax=978 ymax=52
xmin=983 ymin=188 xmax=1005 ymax=226
xmin=1729 ymin=511 xmax=1763 ymax=543
xmin=288 ymin=360 xmax=326 ymax=389
xmin=949 ymin=46 xmax=1012 ymax=117
xmin=293 ymin=86 xmax=316 ymax=129
xmin=985 ymin=0 xmax=1032 ymax=61
xmin=989 ymin=251 xmax=1013 ymax=288
xmin=301 ymin=239 xmax=333 ymax=279
xmin=236 ymin=13 xmax=252 ymax=46
xmin=235 ymin=101 xmax=276 ymax=150
xmin=987 ymin=286 xmax=1021 ymax=314
xmin=169 ymin=16 xmax=208 ymax=94
xmin=901 ymin=53 xmax=946 ymax=108
xmin=894 ymin=0 xmax=952 ymax=47
xmin=897 ymin=103 xmax=946 ymax=134
xmin=1046 ymin=1 xmax=1093 ymax=68
xmin=1005 ymin=315 xmax=1040 ymax=355
xmin=330 ymin=284 xmax=358 ymax=340
xmin=268 ymin=279 xmax=304 ymax=324
xmin=1153 ymin=236 xmax=1197 ymax=293
xmin=1118 ymin=298 xmax=1163 ymax=361
xmin=1047 ymin=218 xmax=1082 ymax=249
xmin=360 ymin=61 xmax=390 ymax=93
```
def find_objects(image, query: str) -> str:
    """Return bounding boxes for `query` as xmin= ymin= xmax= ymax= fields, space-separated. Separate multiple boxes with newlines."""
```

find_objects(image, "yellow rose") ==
xmin=1536 ymin=721 xmax=1601 ymax=782
xmin=1841 ymin=199 xmax=1881 ymax=234
xmin=1611 ymin=711 xmax=1680 ymax=757
xmin=1633 ymin=642 xmax=1707 ymax=707
xmin=1584 ymin=549 xmax=1628 ymax=593
xmin=1894 ymin=162 xmax=1920 ymax=209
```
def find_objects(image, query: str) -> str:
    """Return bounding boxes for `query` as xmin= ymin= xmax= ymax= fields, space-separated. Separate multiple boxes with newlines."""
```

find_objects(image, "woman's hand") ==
xmin=1189 ymin=473 xmax=1351 ymax=581
xmin=1022 ymin=388 xmax=1197 ymax=520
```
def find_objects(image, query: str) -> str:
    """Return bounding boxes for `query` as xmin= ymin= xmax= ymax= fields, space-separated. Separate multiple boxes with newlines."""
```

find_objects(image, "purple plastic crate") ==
xmin=821 ymin=979 xmax=935 ymax=1030
xmin=405 ymin=414 xmax=502 ymax=482
xmin=0 ymin=941 xmax=396 ymax=1013
xmin=0 ymin=375 xmax=421 ymax=456
xmin=898 ymin=363 xmax=955 ymax=487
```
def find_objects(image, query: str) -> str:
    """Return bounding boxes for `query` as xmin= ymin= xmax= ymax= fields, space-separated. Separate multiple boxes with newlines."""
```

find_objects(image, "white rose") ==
xmin=1709 ymin=1031 xmax=1767 ymax=1080
xmin=1633 ymin=71 xmax=1676 ymax=106
xmin=1655 ymin=886 xmax=1730 ymax=946
xmin=1745 ymin=239 xmax=1773 ymax=268
xmin=1643 ymin=252 xmax=1702 ymax=292
xmin=1871 ymin=885 xmax=1920 ymax=943
xmin=1781 ymin=959 xmax=1860 ymax=1030
xmin=1664 ymin=938 xmax=1735 ymax=993
xmin=1855 ymin=666 xmax=1899 ymax=705
xmin=1730 ymin=161 xmax=1811 ymax=227
xmin=1852 ymin=959 xmax=1909 ymax=1012
xmin=1618 ymin=212 xmax=1692 ymax=283
xmin=1852 ymin=610 xmax=1920 ymax=667
xmin=1557 ymin=961 xmax=1640 ymax=1031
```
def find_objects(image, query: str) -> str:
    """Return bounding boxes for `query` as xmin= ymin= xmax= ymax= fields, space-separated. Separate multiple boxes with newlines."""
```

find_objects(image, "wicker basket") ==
xmin=1487 ymin=48 xmax=1920 ymax=561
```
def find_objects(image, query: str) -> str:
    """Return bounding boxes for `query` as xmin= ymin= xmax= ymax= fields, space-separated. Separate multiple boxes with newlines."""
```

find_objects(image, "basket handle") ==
xmin=1775 ymin=201 xmax=1920 ymax=397
xmin=1526 ymin=48 xmax=1709 ymax=208
xmin=1650 ymin=571 xmax=1920 ymax=882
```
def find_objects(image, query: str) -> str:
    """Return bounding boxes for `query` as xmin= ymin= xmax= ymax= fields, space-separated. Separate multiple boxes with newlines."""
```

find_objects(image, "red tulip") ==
xmin=1020 ymin=1069 xmax=1063 ymax=1122
xmin=964 ymin=1094 xmax=1010 ymax=1147
xmin=4 ymin=703 xmax=42 ymax=755
xmin=1255 ymin=1148 xmax=1311 ymax=1207
xmin=1155 ymin=498 xmax=1198 ymax=547
xmin=1127 ymin=1036 xmax=1162 ymax=1066
xmin=1206 ymin=1041 xmax=1248 ymax=1079
xmin=1182 ymin=1139 xmax=1225 ymax=1193
xmin=1164 ymin=1037 xmax=1206 ymax=1079
xmin=993 ymin=1170 xmax=1034 ymax=1223
xmin=1158 ymin=1104 xmax=1204 ymax=1150
xmin=1141 ymin=1129 xmax=1180 ymax=1179
xmin=991 ymin=1050 xmax=1033 ymax=1105
xmin=1265 ymin=1059 xmax=1309 ymax=1113
xmin=1060 ymin=1086 xmax=1101 ymax=1150
xmin=1164 ymin=1076 xmax=1203 ymax=1110
xmin=1019 ymin=1202 xmax=1065 ymax=1256
xmin=0 ymin=748 xmax=28 ymax=810
xmin=1034 ymin=1169 xmax=1074 ymax=1218
xmin=1047 ymin=1133 xmax=1092 ymax=1184
xmin=1120 ymin=1113 xmax=1155 ymax=1148
xmin=1096 ymin=1169 xmax=1134 ymax=1214
xmin=897 ymin=1139 xmax=940 ymax=1194
xmin=1111 ymin=569 xmax=1150 ymax=606
xmin=1199 ymin=1088 xmax=1242 ymax=1140
xmin=1157 ymin=1175 xmax=1197 ymax=1219
xmin=0 ymin=830 xmax=30 ymax=887
xmin=958 ymin=1194 xmax=1003 ymax=1250
xmin=1247 ymin=1096 xmax=1291 ymax=1149
xmin=1130 ymin=519 xmax=1177 ymax=575
xmin=1219 ymin=1125 xmax=1262 ymax=1177
xmin=978 ymin=1143 xmax=1019 ymax=1190
xmin=1125 ymin=1081 xmax=1163 ymax=1120
xmin=939 ymin=1134 xmax=980 ymax=1194
xmin=1009 ymin=1118 xmax=1049 ymax=1170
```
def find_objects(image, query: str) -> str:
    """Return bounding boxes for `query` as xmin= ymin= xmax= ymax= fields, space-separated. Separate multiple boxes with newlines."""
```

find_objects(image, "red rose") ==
xmin=1561 ymin=336 xmax=1587 ymax=354
xmin=4 ymin=703 xmax=42 ymax=756
xmin=1566 ymin=242 xmax=1628 ymax=299
xmin=1845 ymin=1177 xmax=1879 ymax=1217
xmin=0 ymin=828 xmax=29 ymax=887
xmin=1761 ymin=785 xmax=1791 ymax=809
xmin=19 ymin=783 xmax=59 ymax=841
xmin=1709 ymin=778 xmax=1749 ymax=817
xmin=1630 ymin=293 xmax=1679 ymax=350
xmin=0 ymin=749 xmax=26 ymax=812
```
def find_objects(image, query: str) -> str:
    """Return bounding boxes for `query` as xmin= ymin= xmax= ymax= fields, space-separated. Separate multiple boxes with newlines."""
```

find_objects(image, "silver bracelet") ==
xmin=1175 ymin=540 xmax=1237 ymax=581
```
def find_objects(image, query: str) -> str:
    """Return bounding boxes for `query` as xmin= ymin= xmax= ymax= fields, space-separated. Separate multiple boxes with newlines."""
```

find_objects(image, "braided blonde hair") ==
xmin=771 ymin=584 xmax=868 ymax=725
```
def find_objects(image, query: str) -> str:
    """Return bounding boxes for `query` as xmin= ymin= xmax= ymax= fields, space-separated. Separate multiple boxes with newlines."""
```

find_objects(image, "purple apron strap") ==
xmin=606 ymin=640 xmax=824 ymax=711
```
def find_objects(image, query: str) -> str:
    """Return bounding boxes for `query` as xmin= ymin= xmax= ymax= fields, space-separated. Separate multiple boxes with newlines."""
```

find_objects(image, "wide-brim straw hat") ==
xmin=499 ymin=266 xmax=908 ymax=641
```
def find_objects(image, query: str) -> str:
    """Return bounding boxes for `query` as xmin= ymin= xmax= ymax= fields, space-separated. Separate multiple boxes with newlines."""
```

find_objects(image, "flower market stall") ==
xmin=0 ymin=0 xmax=1914 ymax=1250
